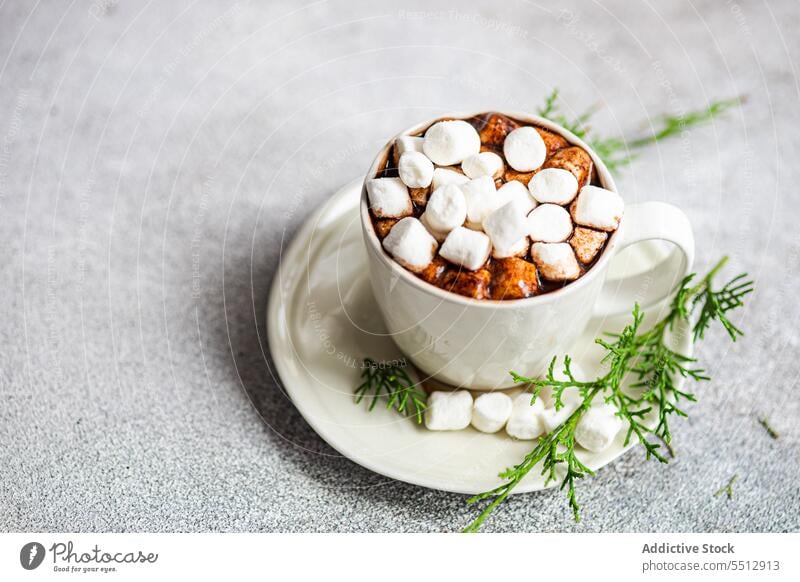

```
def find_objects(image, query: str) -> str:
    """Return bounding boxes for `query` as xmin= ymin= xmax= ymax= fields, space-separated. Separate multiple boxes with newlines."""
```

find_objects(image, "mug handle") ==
xmin=593 ymin=201 xmax=695 ymax=317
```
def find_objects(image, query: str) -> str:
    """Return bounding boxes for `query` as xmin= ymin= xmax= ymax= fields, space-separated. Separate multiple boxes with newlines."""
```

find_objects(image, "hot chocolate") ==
xmin=366 ymin=112 xmax=624 ymax=300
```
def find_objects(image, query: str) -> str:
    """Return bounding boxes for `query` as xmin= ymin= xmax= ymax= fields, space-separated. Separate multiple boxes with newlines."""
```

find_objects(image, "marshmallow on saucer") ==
xmin=528 ymin=168 xmax=579 ymax=205
xmin=527 ymin=204 xmax=573 ymax=243
xmin=574 ymin=401 xmax=623 ymax=452
xmin=382 ymin=217 xmax=438 ymax=273
xmin=503 ymin=126 xmax=547 ymax=172
xmin=423 ymin=120 xmax=481 ymax=166
xmin=497 ymin=180 xmax=536 ymax=215
xmin=537 ymin=386 xmax=583 ymax=434
xmin=483 ymin=200 xmax=529 ymax=253
xmin=432 ymin=167 xmax=470 ymax=190
xmin=472 ymin=392 xmax=513 ymax=433
xmin=422 ymin=184 xmax=467 ymax=235
xmin=366 ymin=178 xmax=413 ymax=219
xmin=425 ymin=390 xmax=473 ymax=431
xmin=398 ymin=151 xmax=434 ymax=188
xmin=393 ymin=135 xmax=425 ymax=165
xmin=531 ymin=242 xmax=581 ymax=281
xmin=571 ymin=185 xmax=624 ymax=231
xmin=461 ymin=176 xmax=503 ymax=229
xmin=506 ymin=393 xmax=545 ymax=440
xmin=461 ymin=151 xmax=504 ymax=179
xmin=570 ymin=227 xmax=608 ymax=264
xmin=439 ymin=226 xmax=492 ymax=271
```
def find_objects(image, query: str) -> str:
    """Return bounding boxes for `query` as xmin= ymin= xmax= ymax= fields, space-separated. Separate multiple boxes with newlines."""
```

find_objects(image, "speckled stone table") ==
xmin=1 ymin=0 xmax=798 ymax=532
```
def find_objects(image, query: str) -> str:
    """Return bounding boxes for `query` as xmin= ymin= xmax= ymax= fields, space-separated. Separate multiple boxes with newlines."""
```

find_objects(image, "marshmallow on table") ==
xmin=393 ymin=135 xmax=425 ymax=165
xmin=423 ymin=120 xmax=481 ymax=166
xmin=503 ymin=126 xmax=547 ymax=172
xmin=483 ymin=200 xmax=529 ymax=253
xmin=431 ymin=167 xmax=470 ymax=190
xmin=366 ymin=177 xmax=413 ymax=219
xmin=506 ymin=393 xmax=545 ymax=440
xmin=572 ymin=185 xmax=624 ymax=231
xmin=471 ymin=392 xmax=513 ymax=433
xmin=398 ymin=151 xmax=434 ymax=188
xmin=528 ymin=167 xmax=579 ymax=205
xmin=440 ymin=226 xmax=492 ymax=271
xmin=497 ymin=180 xmax=536 ymax=215
xmin=461 ymin=151 xmax=504 ymax=179
xmin=570 ymin=227 xmax=608 ymax=264
xmin=421 ymin=184 xmax=467 ymax=236
xmin=461 ymin=176 xmax=503 ymax=229
xmin=424 ymin=390 xmax=473 ymax=431
xmin=527 ymin=203 xmax=573 ymax=243
xmin=382 ymin=217 xmax=438 ymax=273
xmin=574 ymin=401 xmax=623 ymax=452
xmin=531 ymin=242 xmax=581 ymax=281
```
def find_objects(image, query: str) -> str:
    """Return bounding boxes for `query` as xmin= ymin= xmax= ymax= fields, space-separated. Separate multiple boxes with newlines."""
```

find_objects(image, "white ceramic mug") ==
xmin=360 ymin=112 xmax=694 ymax=389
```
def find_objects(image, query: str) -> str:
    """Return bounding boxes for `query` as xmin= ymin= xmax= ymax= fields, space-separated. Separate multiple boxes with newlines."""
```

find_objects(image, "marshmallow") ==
xmin=574 ymin=401 xmax=623 ymax=452
xmin=393 ymin=135 xmax=425 ymax=165
xmin=424 ymin=390 xmax=473 ymax=431
xmin=461 ymin=176 xmax=503 ymax=229
xmin=423 ymin=120 xmax=481 ymax=166
xmin=503 ymin=126 xmax=547 ymax=172
xmin=432 ymin=168 xmax=470 ymax=190
xmin=461 ymin=151 xmax=504 ymax=179
xmin=528 ymin=168 xmax=579 ymax=205
xmin=570 ymin=227 xmax=608 ymax=264
xmin=471 ymin=392 xmax=513 ymax=433
xmin=366 ymin=178 xmax=413 ymax=219
xmin=527 ymin=204 xmax=573 ymax=243
xmin=440 ymin=226 xmax=492 ymax=271
xmin=538 ymin=387 xmax=583 ymax=433
xmin=492 ymin=235 xmax=529 ymax=259
xmin=497 ymin=180 xmax=536 ymax=215
xmin=483 ymin=200 xmax=529 ymax=252
xmin=382 ymin=217 xmax=438 ymax=273
xmin=506 ymin=393 xmax=545 ymax=440
xmin=572 ymin=185 xmax=624 ymax=231
xmin=419 ymin=211 xmax=447 ymax=242
xmin=537 ymin=361 xmax=586 ymax=432
xmin=398 ymin=151 xmax=434 ymax=188
xmin=531 ymin=242 xmax=581 ymax=281
xmin=423 ymin=184 xmax=467 ymax=234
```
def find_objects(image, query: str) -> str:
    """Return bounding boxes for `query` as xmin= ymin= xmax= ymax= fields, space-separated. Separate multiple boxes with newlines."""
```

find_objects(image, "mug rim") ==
xmin=360 ymin=110 xmax=622 ymax=309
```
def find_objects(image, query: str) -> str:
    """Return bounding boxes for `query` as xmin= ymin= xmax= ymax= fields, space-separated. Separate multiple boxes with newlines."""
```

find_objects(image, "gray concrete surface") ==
xmin=1 ymin=0 xmax=798 ymax=532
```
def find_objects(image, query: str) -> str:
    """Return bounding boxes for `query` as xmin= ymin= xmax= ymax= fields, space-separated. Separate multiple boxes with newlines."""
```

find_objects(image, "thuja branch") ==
xmin=463 ymin=257 xmax=753 ymax=532
xmin=538 ymin=89 xmax=742 ymax=171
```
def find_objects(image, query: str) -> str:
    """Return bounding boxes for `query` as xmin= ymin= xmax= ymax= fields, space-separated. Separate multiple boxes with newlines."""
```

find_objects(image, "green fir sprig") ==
xmin=537 ymin=89 xmax=741 ymax=171
xmin=463 ymin=257 xmax=753 ymax=532
xmin=355 ymin=359 xmax=427 ymax=424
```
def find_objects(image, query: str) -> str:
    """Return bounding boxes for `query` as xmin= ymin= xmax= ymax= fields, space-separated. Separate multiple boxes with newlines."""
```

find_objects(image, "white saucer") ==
xmin=266 ymin=180 xmax=692 ymax=495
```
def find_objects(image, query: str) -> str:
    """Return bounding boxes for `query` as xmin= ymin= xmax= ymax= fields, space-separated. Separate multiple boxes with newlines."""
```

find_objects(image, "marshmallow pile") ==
xmin=367 ymin=113 xmax=624 ymax=298
xmin=422 ymin=362 xmax=623 ymax=452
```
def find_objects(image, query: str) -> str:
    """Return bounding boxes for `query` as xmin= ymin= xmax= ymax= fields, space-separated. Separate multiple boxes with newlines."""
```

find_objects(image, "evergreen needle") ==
xmin=537 ymin=89 xmax=741 ymax=172
xmin=463 ymin=257 xmax=753 ymax=532
xmin=714 ymin=474 xmax=739 ymax=500
xmin=354 ymin=359 xmax=427 ymax=424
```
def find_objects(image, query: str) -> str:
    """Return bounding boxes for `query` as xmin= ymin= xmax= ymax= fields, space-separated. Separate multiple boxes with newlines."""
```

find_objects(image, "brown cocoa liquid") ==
xmin=370 ymin=112 xmax=609 ymax=300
